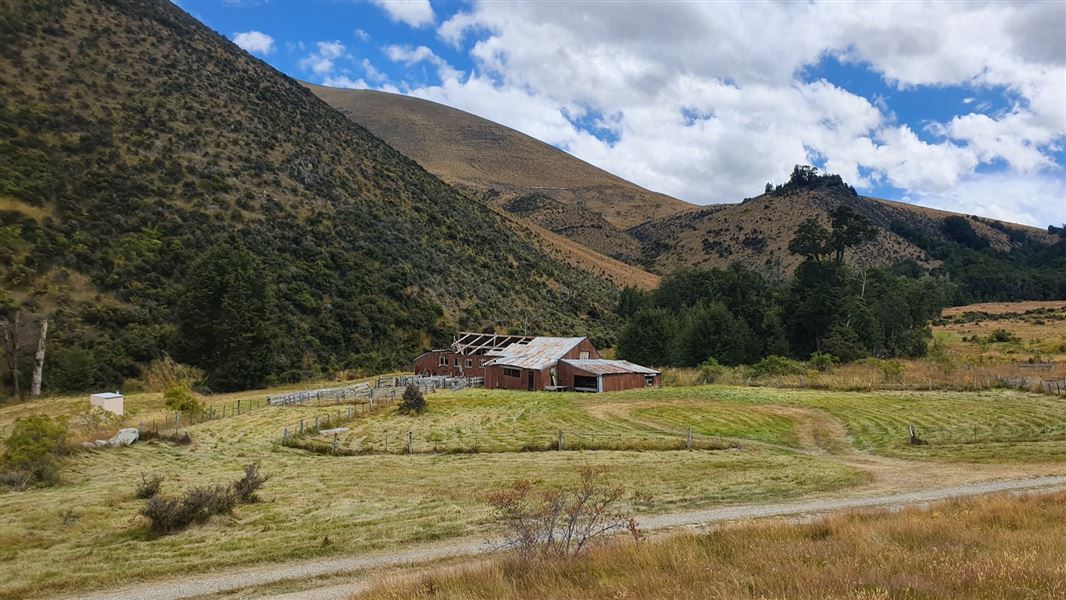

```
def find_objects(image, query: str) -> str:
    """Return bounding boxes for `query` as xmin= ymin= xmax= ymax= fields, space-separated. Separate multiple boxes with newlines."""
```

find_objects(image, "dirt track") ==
xmin=71 ymin=474 xmax=1066 ymax=600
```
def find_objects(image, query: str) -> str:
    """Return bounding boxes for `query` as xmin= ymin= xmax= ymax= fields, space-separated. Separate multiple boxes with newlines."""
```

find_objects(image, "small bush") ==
xmin=750 ymin=355 xmax=807 ymax=378
xmin=875 ymin=359 xmax=905 ymax=382
xmin=986 ymin=329 xmax=1019 ymax=344
xmin=1 ymin=415 xmax=69 ymax=489
xmin=698 ymin=358 xmax=726 ymax=383
xmin=163 ymin=384 xmax=205 ymax=414
xmin=398 ymin=383 xmax=426 ymax=415
xmin=136 ymin=472 xmax=164 ymax=499
xmin=232 ymin=462 xmax=268 ymax=503
xmin=809 ymin=352 xmax=836 ymax=372
xmin=141 ymin=484 xmax=234 ymax=535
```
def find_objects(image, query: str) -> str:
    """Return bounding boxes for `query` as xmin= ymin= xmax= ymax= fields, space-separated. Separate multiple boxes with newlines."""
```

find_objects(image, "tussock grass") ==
xmin=359 ymin=491 xmax=1066 ymax=600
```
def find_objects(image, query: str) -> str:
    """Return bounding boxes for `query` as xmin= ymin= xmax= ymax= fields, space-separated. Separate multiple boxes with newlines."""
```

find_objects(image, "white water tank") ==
xmin=89 ymin=391 xmax=124 ymax=416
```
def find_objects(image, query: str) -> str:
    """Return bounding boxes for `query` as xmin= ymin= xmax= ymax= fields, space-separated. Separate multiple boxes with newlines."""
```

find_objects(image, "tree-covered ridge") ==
xmin=617 ymin=207 xmax=953 ymax=368
xmin=0 ymin=0 xmax=618 ymax=392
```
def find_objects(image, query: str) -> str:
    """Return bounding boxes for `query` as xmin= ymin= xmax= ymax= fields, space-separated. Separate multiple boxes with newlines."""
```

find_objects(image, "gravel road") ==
xmin=69 ymin=474 xmax=1066 ymax=600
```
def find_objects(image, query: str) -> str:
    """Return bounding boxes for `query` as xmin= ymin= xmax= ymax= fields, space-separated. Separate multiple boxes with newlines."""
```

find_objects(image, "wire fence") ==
xmin=136 ymin=396 xmax=270 ymax=435
xmin=997 ymin=376 xmax=1066 ymax=397
xmin=267 ymin=375 xmax=481 ymax=406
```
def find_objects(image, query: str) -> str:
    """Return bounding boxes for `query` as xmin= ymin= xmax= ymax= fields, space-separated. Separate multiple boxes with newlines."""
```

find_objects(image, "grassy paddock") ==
xmin=358 ymin=490 xmax=1066 ymax=600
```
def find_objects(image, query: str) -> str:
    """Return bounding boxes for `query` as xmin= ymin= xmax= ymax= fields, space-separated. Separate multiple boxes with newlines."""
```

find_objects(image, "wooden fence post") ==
xmin=687 ymin=427 xmax=692 ymax=449
xmin=283 ymin=428 xmax=288 ymax=443
xmin=558 ymin=430 xmax=564 ymax=451
xmin=407 ymin=431 xmax=413 ymax=454
xmin=332 ymin=433 xmax=338 ymax=453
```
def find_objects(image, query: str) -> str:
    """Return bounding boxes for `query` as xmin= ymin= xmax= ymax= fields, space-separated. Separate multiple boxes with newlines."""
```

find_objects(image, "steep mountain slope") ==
xmin=631 ymin=176 xmax=1059 ymax=276
xmin=0 ymin=0 xmax=620 ymax=391
xmin=305 ymin=85 xmax=693 ymax=263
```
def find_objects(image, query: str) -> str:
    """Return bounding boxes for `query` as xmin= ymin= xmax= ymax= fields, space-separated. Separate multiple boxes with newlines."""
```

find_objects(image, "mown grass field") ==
xmin=2 ymin=380 xmax=1065 ymax=598
xmin=359 ymin=490 xmax=1066 ymax=600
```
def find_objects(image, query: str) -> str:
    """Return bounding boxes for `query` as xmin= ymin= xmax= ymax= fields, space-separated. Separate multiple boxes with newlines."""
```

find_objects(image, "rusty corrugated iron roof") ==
xmin=560 ymin=359 xmax=660 ymax=375
xmin=485 ymin=337 xmax=586 ymax=370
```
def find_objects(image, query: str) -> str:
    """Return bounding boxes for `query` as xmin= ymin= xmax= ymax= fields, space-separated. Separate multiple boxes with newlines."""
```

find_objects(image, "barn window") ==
xmin=503 ymin=367 xmax=520 ymax=378
xmin=579 ymin=351 xmax=590 ymax=359
xmin=438 ymin=355 xmax=447 ymax=367
xmin=454 ymin=356 xmax=460 ymax=367
xmin=644 ymin=374 xmax=656 ymax=386
xmin=466 ymin=359 xmax=473 ymax=368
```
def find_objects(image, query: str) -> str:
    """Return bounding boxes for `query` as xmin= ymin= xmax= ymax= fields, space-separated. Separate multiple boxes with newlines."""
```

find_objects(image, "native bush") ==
xmin=0 ymin=415 xmax=69 ymax=489
xmin=750 ymin=355 xmax=807 ymax=378
xmin=698 ymin=357 xmax=726 ymax=383
xmin=163 ymin=384 xmax=204 ymax=414
xmin=398 ymin=383 xmax=426 ymax=415
xmin=809 ymin=352 xmax=836 ymax=372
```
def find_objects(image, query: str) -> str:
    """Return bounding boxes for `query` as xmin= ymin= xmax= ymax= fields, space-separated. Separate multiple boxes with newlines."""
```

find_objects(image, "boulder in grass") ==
xmin=107 ymin=428 xmax=140 ymax=447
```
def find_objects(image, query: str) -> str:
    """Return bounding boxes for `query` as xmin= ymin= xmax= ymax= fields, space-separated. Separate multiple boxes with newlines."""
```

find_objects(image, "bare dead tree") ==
xmin=31 ymin=318 xmax=48 ymax=397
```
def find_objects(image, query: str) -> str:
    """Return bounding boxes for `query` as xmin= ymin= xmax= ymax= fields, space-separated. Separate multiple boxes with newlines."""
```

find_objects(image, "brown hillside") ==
xmin=305 ymin=84 xmax=693 ymax=262
xmin=631 ymin=185 xmax=1058 ymax=275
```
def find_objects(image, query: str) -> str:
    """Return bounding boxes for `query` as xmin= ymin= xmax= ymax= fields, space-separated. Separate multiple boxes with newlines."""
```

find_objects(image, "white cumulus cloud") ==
xmin=372 ymin=0 xmax=435 ymax=28
xmin=232 ymin=30 xmax=275 ymax=55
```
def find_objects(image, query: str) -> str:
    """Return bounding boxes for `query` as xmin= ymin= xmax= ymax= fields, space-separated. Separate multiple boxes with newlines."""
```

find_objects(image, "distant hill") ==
xmin=308 ymin=86 xmax=1059 ymax=285
xmin=631 ymin=175 xmax=1058 ymax=276
xmin=305 ymin=85 xmax=693 ymax=264
xmin=0 ymin=0 xmax=621 ymax=391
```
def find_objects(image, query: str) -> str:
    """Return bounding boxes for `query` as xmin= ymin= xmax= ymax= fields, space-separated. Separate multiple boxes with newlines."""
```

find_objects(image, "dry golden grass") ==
xmin=358 ymin=490 xmax=1066 ymax=600
xmin=942 ymin=300 xmax=1066 ymax=316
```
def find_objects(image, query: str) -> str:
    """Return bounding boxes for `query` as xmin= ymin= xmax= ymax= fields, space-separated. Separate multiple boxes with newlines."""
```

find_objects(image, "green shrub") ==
xmin=1 ymin=415 xmax=69 ymax=489
xmin=809 ymin=352 xmax=836 ymax=372
xmin=874 ymin=359 xmax=905 ymax=382
xmin=163 ymin=384 xmax=204 ymax=414
xmin=986 ymin=329 xmax=1019 ymax=344
xmin=398 ymin=384 xmax=426 ymax=415
xmin=750 ymin=355 xmax=807 ymax=378
xmin=697 ymin=358 xmax=726 ymax=383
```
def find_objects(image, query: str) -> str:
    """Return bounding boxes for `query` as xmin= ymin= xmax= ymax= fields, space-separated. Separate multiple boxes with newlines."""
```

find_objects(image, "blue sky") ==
xmin=179 ymin=0 xmax=1065 ymax=227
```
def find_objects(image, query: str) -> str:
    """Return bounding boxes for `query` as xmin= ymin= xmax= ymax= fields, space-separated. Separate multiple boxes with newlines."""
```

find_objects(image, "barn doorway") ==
xmin=527 ymin=371 xmax=535 ymax=391
xmin=574 ymin=375 xmax=598 ymax=392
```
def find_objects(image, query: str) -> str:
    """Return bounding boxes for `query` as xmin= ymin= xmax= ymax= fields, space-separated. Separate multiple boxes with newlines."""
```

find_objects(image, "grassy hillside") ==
xmin=305 ymin=85 xmax=692 ymax=263
xmin=0 ymin=0 xmax=621 ymax=392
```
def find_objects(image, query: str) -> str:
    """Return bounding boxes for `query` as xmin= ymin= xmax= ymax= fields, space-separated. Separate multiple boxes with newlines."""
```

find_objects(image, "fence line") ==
xmin=268 ymin=375 xmax=481 ymax=407
xmin=137 ymin=395 xmax=269 ymax=435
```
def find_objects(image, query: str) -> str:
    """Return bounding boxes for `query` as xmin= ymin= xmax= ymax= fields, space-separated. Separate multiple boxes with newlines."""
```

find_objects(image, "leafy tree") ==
xmin=616 ymin=286 xmax=651 ymax=318
xmin=617 ymin=308 xmax=678 ymax=367
xmin=175 ymin=243 xmax=280 ymax=391
xmin=788 ymin=218 xmax=830 ymax=263
xmin=678 ymin=303 xmax=757 ymax=366
xmin=826 ymin=206 xmax=877 ymax=264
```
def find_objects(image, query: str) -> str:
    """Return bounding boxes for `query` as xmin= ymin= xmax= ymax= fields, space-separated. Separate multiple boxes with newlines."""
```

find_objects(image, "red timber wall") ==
xmin=413 ymin=351 xmax=492 ymax=378
xmin=556 ymin=363 xmax=661 ymax=392
xmin=600 ymin=372 xmax=659 ymax=392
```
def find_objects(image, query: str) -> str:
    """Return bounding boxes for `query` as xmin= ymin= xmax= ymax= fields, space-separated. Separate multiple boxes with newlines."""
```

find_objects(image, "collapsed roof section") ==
xmin=485 ymin=337 xmax=588 ymax=370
